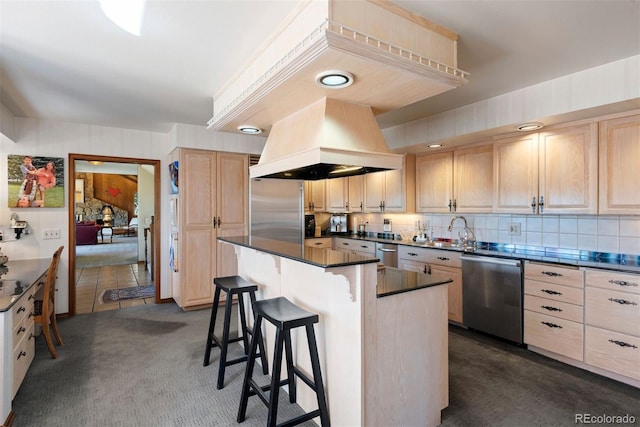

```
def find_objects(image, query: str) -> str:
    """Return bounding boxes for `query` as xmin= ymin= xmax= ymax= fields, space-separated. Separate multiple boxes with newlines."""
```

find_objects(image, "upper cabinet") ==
xmin=348 ymin=175 xmax=365 ymax=213
xmin=598 ymin=113 xmax=640 ymax=215
xmin=494 ymin=122 xmax=598 ymax=214
xmin=364 ymin=154 xmax=415 ymax=213
xmin=326 ymin=177 xmax=349 ymax=212
xmin=304 ymin=180 xmax=326 ymax=212
xmin=416 ymin=145 xmax=492 ymax=213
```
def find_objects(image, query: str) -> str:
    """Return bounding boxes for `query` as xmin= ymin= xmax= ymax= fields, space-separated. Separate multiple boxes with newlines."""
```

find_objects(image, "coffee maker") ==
xmin=330 ymin=214 xmax=350 ymax=234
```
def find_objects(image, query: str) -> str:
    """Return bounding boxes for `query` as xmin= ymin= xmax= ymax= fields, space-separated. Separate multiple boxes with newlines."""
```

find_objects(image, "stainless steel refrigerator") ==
xmin=250 ymin=178 xmax=304 ymax=244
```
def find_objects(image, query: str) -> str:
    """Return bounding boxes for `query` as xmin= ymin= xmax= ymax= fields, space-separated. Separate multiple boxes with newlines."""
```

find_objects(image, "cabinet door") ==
xmin=493 ymin=133 xmax=539 ymax=213
xmin=431 ymin=264 xmax=463 ymax=324
xmin=538 ymin=123 xmax=598 ymax=214
xmin=416 ymin=152 xmax=453 ymax=213
xmin=599 ymin=114 xmax=640 ymax=214
xmin=364 ymin=171 xmax=385 ymax=212
xmin=217 ymin=153 xmax=248 ymax=230
xmin=453 ymin=144 xmax=493 ymax=212
xmin=382 ymin=168 xmax=406 ymax=212
xmin=183 ymin=228 xmax=215 ymax=306
xmin=304 ymin=180 xmax=326 ymax=212
xmin=182 ymin=150 xmax=216 ymax=227
xmin=326 ymin=177 xmax=349 ymax=212
xmin=348 ymin=175 xmax=364 ymax=212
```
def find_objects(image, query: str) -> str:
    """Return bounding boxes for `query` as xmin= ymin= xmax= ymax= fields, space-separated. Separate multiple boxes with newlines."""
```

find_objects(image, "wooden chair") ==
xmin=34 ymin=246 xmax=64 ymax=359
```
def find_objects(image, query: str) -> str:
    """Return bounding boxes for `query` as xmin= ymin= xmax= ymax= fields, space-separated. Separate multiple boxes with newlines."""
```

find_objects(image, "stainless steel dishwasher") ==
xmin=375 ymin=242 xmax=398 ymax=267
xmin=461 ymin=255 xmax=524 ymax=344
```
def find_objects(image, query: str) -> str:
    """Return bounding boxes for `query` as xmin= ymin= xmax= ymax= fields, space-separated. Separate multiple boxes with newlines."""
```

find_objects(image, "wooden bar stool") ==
xmin=237 ymin=297 xmax=330 ymax=427
xmin=203 ymin=276 xmax=268 ymax=389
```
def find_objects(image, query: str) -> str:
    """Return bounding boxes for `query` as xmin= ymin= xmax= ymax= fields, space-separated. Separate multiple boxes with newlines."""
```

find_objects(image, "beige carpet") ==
xmin=76 ymin=236 xmax=139 ymax=268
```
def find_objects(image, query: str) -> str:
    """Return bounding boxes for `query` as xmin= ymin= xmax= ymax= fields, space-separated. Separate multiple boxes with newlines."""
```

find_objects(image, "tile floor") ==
xmin=75 ymin=262 xmax=154 ymax=314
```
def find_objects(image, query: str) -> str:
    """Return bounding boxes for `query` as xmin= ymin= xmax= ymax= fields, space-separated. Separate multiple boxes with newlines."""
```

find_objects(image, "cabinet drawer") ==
xmin=524 ymin=294 xmax=583 ymax=323
xmin=585 ymin=325 xmax=640 ymax=381
xmin=398 ymin=246 xmax=461 ymax=268
xmin=13 ymin=312 xmax=32 ymax=349
xmin=585 ymin=287 xmax=640 ymax=336
xmin=524 ymin=310 xmax=583 ymax=361
xmin=11 ymin=292 xmax=34 ymax=330
xmin=12 ymin=322 xmax=35 ymax=398
xmin=333 ymin=238 xmax=375 ymax=254
xmin=304 ymin=238 xmax=332 ymax=248
xmin=525 ymin=262 xmax=584 ymax=288
xmin=585 ymin=269 xmax=640 ymax=295
xmin=525 ymin=279 xmax=584 ymax=306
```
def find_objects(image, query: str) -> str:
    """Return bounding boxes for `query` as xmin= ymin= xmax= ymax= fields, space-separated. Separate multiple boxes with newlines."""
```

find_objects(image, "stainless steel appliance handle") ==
xmin=460 ymin=255 xmax=521 ymax=268
xmin=378 ymin=248 xmax=396 ymax=252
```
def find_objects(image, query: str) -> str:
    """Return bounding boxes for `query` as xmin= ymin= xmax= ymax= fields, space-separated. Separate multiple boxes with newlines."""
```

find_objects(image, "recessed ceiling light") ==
xmin=516 ymin=122 xmax=544 ymax=132
xmin=427 ymin=144 xmax=443 ymax=148
xmin=237 ymin=125 xmax=262 ymax=134
xmin=315 ymin=70 xmax=354 ymax=89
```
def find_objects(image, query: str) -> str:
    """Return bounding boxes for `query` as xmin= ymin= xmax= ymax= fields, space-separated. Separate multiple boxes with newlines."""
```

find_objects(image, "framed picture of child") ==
xmin=7 ymin=155 xmax=65 ymax=208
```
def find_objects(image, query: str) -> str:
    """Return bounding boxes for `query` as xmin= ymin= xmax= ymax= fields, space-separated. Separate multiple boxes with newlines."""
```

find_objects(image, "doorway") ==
xmin=68 ymin=154 xmax=161 ymax=316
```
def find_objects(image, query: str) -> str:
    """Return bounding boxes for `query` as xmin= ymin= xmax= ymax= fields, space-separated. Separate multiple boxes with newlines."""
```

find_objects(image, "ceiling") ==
xmin=1 ymin=0 xmax=638 ymax=135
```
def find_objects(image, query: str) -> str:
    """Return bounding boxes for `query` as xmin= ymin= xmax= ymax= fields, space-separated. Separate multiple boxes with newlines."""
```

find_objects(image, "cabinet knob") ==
xmin=609 ymin=279 xmax=638 ymax=288
xmin=539 ymin=196 xmax=545 ymax=213
xmin=541 ymin=321 xmax=562 ymax=329
xmin=608 ymin=297 xmax=637 ymax=306
xmin=541 ymin=289 xmax=562 ymax=296
xmin=608 ymin=339 xmax=638 ymax=349
xmin=531 ymin=197 xmax=537 ymax=214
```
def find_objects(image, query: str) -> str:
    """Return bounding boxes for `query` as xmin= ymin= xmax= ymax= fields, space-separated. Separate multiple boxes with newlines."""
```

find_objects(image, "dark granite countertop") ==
xmin=376 ymin=266 xmax=452 ymax=298
xmin=0 ymin=258 xmax=50 ymax=312
xmin=219 ymin=236 xmax=379 ymax=268
xmin=318 ymin=234 xmax=640 ymax=274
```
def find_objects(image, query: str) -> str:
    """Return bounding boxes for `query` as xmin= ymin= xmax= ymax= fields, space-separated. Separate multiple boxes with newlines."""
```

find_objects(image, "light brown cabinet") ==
xmin=364 ymin=154 xmax=415 ymax=212
xmin=493 ymin=122 xmax=598 ymax=214
xmin=598 ymin=113 xmax=640 ymax=215
xmin=326 ymin=177 xmax=349 ymax=212
xmin=348 ymin=175 xmax=365 ymax=213
xmin=171 ymin=148 xmax=248 ymax=309
xmin=398 ymin=246 xmax=462 ymax=323
xmin=333 ymin=237 xmax=375 ymax=257
xmin=584 ymin=269 xmax=640 ymax=381
xmin=523 ymin=262 xmax=585 ymax=361
xmin=416 ymin=145 xmax=493 ymax=213
xmin=304 ymin=180 xmax=326 ymax=212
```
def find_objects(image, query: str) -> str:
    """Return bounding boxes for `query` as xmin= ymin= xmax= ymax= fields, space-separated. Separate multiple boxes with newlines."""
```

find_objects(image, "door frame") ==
xmin=68 ymin=153 xmax=162 ymax=316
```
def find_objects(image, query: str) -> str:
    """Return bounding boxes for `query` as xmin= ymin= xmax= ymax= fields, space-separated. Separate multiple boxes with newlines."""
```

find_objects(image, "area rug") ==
xmin=100 ymin=285 xmax=155 ymax=303
xmin=76 ymin=241 xmax=138 ymax=268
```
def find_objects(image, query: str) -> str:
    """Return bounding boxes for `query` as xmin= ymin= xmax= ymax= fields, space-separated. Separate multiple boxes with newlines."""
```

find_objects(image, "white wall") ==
xmin=0 ymin=118 xmax=266 ymax=315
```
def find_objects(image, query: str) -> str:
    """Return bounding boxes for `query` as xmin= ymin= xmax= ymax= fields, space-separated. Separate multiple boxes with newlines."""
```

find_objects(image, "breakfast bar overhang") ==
xmin=219 ymin=236 xmax=452 ymax=426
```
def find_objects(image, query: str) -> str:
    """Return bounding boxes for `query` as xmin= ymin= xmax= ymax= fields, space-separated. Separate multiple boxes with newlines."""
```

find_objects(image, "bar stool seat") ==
xmin=203 ymin=276 xmax=268 ymax=389
xmin=237 ymin=297 xmax=330 ymax=427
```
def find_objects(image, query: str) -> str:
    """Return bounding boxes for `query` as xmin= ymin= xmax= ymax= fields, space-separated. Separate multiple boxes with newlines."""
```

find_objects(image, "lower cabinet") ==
xmin=584 ymin=269 xmax=640 ymax=381
xmin=523 ymin=262 xmax=584 ymax=361
xmin=333 ymin=237 xmax=375 ymax=257
xmin=398 ymin=246 xmax=463 ymax=323
xmin=304 ymin=238 xmax=332 ymax=248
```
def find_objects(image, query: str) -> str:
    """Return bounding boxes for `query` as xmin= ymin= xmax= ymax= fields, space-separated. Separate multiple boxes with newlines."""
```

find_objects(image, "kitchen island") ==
xmin=219 ymin=236 xmax=452 ymax=426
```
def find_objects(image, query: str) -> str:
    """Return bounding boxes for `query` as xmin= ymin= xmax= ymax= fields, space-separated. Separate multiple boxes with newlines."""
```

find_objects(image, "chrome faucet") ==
xmin=447 ymin=216 xmax=468 ymax=232
xmin=448 ymin=216 xmax=477 ymax=249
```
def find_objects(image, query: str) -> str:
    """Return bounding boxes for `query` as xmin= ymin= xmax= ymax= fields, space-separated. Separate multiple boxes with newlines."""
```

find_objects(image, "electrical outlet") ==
xmin=43 ymin=228 xmax=61 ymax=239
xmin=508 ymin=222 xmax=521 ymax=235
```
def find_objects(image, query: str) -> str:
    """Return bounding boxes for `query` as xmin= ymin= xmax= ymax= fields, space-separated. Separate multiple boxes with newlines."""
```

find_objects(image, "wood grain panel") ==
xmin=598 ymin=113 xmax=640 ymax=214
xmin=524 ymin=279 xmax=584 ymax=306
xmin=524 ymin=294 xmax=583 ymax=323
xmin=585 ymin=269 xmax=640 ymax=295
xmin=525 ymin=262 xmax=584 ymax=288
xmin=182 ymin=150 xmax=215 ymax=228
xmin=416 ymin=152 xmax=453 ymax=213
xmin=493 ymin=133 xmax=538 ymax=213
xmin=524 ymin=310 xmax=584 ymax=361
xmin=585 ymin=325 xmax=640 ymax=380
xmin=453 ymin=144 xmax=493 ymax=212
xmin=585 ymin=287 xmax=640 ymax=336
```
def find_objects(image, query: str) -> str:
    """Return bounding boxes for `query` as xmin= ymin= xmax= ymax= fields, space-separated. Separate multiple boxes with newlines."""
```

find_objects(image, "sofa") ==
xmin=76 ymin=222 xmax=100 ymax=245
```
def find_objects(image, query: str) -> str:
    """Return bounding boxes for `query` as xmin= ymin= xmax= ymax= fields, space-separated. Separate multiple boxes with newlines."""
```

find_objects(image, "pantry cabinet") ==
xmin=364 ymin=154 xmax=415 ymax=212
xmin=493 ymin=122 xmax=598 ymax=214
xmin=598 ymin=113 xmax=640 ymax=215
xmin=170 ymin=148 xmax=248 ymax=309
xmin=416 ymin=145 xmax=493 ymax=213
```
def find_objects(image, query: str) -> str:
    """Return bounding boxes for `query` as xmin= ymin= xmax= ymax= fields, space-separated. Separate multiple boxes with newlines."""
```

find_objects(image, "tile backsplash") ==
xmin=358 ymin=213 xmax=640 ymax=256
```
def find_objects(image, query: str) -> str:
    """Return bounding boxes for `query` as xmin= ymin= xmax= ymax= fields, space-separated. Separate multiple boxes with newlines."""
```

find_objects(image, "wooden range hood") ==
xmin=208 ymin=0 xmax=469 ymax=179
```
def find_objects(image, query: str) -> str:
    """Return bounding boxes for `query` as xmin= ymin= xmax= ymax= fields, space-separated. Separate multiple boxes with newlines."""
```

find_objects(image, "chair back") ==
xmin=43 ymin=246 xmax=64 ymax=318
